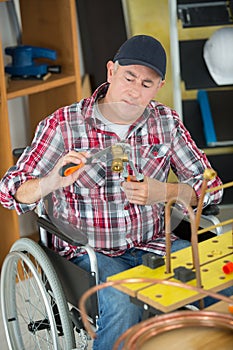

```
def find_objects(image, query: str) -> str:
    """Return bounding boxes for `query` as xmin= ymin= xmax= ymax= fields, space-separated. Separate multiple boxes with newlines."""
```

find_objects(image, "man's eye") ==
xmin=143 ymin=83 xmax=151 ymax=88
xmin=125 ymin=77 xmax=132 ymax=82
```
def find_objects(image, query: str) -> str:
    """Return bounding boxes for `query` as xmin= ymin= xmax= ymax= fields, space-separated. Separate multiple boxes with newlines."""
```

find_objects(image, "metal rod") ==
xmin=168 ymin=0 xmax=183 ymax=118
xmin=178 ymin=1 xmax=227 ymax=9
xmin=165 ymin=197 xmax=202 ymax=292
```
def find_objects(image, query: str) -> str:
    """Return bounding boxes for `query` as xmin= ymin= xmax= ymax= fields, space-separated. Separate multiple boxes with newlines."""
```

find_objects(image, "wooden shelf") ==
xmin=0 ymin=0 xmax=81 ymax=268
xmin=6 ymin=74 xmax=76 ymax=99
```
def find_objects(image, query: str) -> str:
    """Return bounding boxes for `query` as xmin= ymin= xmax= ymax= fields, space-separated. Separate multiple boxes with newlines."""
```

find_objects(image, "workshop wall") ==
xmin=126 ymin=0 xmax=173 ymax=108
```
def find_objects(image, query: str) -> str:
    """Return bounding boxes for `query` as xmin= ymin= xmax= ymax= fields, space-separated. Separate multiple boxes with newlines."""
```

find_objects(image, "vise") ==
xmin=5 ymin=45 xmax=57 ymax=79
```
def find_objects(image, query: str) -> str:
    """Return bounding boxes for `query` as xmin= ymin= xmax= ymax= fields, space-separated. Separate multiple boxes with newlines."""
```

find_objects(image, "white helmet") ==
xmin=203 ymin=27 xmax=233 ymax=85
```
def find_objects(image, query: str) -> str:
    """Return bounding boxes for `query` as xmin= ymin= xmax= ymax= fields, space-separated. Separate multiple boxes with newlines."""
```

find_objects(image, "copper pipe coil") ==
xmin=114 ymin=310 xmax=233 ymax=350
xmin=78 ymin=278 xmax=233 ymax=342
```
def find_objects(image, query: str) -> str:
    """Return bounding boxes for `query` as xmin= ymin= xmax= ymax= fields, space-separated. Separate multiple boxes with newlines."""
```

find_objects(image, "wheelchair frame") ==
xmin=1 ymin=210 xmax=99 ymax=350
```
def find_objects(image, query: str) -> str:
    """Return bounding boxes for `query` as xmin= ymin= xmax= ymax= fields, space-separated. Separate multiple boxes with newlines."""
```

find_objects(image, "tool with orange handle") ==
xmin=59 ymin=150 xmax=112 ymax=176
xmin=122 ymin=143 xmax=169 ymax=182
xmin=123 ymin=158 xmax=144 ymax=182
xmin=59 ymin=162 xmax=86 ymax=177
xmin=59 ymin=143 xmax=136 ymax=178
xmin=59 ymin=146 xmax=111 ymax=177
xmin=59 ymin=142 xmax=170 ymax=181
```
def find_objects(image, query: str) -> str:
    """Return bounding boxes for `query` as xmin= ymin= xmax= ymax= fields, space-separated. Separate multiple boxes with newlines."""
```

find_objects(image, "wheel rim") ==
xmin=1 ymin=239 xmax=76 ymax=350
xmin=1 ymin=251 xmax=59 ymax=349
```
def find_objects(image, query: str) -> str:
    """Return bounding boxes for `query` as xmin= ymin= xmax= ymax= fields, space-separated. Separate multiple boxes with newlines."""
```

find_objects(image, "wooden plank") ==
xmin=138 ymin=257 xmax=233 ymax=312
xmin=0 ymin=38 xmax=20 ymax=268
xmin=108 ymin=231 xmax=233 ymax=311
xmin=108 ymin=263 xmax=172 ymax=297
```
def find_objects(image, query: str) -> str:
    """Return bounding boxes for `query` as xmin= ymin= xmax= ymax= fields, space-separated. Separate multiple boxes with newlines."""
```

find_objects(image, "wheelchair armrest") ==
xmin=202 ymin=204 xmax=220 ymax=216
xmin=37 ymin=215 xmax=99 ymax=285
xmin=172 ymin=204 xmax=221 ymax=242
xmin=13 ymin=147 xmax=26 ymax=158
xmin=201 ymin=204 xmax=222 ymax=236
xmin=37 ymin=216 xmax=88 ymax=246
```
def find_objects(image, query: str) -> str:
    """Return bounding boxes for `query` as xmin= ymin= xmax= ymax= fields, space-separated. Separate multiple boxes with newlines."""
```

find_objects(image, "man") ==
xmin=0 ymin=35 xmax=224 ymax=349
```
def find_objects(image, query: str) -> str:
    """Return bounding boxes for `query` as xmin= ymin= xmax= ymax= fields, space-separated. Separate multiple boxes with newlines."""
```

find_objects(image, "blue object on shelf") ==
xmin=197 ymin=90 xmax=217 ymax=147
xmin=5 ymin=45 xmax=57 ymax=78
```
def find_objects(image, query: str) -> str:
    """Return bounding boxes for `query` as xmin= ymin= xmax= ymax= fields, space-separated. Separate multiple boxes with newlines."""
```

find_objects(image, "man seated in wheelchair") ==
xmin=0 ymin=35 xmax=231 ymax=350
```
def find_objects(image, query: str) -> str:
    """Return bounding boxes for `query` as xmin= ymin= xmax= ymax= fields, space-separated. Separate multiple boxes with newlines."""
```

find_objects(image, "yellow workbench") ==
xmin=108 ymin=231 xmax=233 ymax=313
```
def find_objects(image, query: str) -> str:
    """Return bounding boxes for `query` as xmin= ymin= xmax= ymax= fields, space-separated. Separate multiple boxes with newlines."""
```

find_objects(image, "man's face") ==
xmin=102 ymin=61 xmax=165 ymax=124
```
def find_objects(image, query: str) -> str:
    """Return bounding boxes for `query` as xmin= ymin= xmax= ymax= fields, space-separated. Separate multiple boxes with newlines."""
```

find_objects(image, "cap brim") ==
xmin=118 ymin=58 xmax=164 ymax=79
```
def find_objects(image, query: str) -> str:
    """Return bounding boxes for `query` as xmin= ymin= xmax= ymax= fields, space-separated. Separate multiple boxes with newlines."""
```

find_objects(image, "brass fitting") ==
xmin=111 ymin=145 xmax=129 ymax=172
xmin=203 ymin=168 xmax=217 ymax=180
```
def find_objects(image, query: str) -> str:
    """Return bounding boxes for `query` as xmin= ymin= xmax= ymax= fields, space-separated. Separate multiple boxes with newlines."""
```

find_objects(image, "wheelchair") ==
xmin=0 ymin=198 xmax=99 ymax=350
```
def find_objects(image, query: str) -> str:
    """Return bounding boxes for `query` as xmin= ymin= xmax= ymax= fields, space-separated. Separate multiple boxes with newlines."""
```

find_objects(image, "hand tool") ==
xmin=59 ymin=143 xmax=131 ymax=177
xmin=59 ymin=143 xmax=144 ymax=180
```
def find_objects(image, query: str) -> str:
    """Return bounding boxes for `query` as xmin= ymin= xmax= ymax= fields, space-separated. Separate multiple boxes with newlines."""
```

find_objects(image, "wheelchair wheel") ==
xmin=1 ymin=238 xmax=76 ymax=350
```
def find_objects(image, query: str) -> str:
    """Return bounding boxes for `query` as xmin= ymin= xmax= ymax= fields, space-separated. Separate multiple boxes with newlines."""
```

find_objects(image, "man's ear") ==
xmin=106 ymin=61 xmax=115 ymax=83
xmin=160 ymin=80 xmax=166 ymax=88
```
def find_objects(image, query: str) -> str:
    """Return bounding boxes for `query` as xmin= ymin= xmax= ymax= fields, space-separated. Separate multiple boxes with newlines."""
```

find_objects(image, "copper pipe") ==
xmin=195 ymin=168 xmax=217 ymax=229
xmin=198 ymin=218 xmax=233 ymax=235
xmin=205 ymin=180 xmax=233 ymax=193
xmin=165 ymin=197 xmax=202 ymax=291
xmin=165 ymin=200 xmax=172 ymax=273
xmin=78 ymin=278 xmax=233 ymax=341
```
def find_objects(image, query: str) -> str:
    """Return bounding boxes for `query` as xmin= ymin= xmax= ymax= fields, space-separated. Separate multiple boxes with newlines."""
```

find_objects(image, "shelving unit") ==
xmin=0 ymin=0 xmax=82 ymax=267
xmin=169 ymin=0 xmax=233 ymax=204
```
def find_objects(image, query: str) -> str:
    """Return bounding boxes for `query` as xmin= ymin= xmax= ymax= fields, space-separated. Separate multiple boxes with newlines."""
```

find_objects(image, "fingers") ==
xmin=42 ymin=151 xmax=90 ymax=193
xmin=58 ymin=151 xmax=90 ymax=177
xmin=122 ymin=177 xmax=149 ymax=205
xmin=61 ymin=151 xmax=90 ymax=167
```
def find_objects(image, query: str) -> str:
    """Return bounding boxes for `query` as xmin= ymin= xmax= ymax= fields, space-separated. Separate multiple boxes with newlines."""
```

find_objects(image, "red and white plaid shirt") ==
xmin=0 ymin=83 xmax=223 ymax=257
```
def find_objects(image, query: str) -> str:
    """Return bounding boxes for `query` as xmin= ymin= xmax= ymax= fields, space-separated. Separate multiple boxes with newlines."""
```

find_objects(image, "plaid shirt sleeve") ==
xmin=0 ymin=109 xmax=65 ymax=214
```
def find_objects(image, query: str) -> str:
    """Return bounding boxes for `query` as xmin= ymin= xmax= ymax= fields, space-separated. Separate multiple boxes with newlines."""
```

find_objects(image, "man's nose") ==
xmin=129 ymin=83 xmax=140 ymax=98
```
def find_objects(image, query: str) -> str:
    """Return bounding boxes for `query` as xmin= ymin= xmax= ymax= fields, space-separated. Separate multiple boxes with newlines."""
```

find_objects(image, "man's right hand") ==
xmin=15 ymin=151 xmax=89 ymax=204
